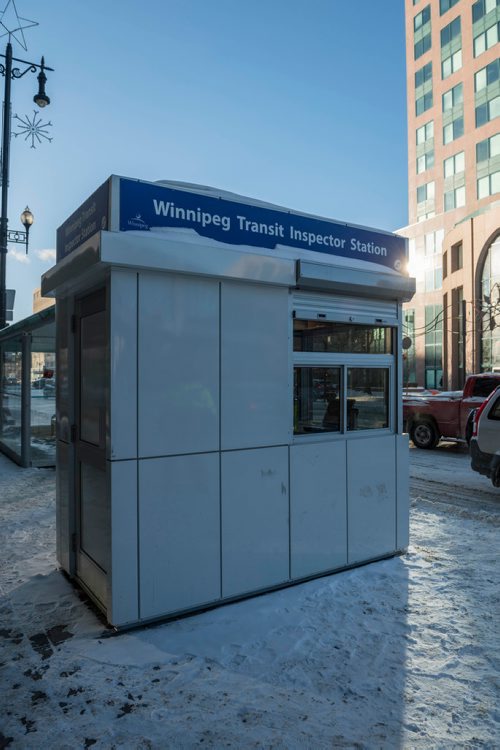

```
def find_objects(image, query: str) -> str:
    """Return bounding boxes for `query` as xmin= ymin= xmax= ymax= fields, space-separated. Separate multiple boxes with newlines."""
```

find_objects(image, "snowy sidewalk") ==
xmin=1 ymin=452 xmax=499 ymax=749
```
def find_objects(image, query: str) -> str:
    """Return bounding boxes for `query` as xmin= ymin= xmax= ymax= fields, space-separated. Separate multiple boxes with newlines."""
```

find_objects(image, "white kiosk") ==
xmin=42 ymin=176 xmax=415 ymax=628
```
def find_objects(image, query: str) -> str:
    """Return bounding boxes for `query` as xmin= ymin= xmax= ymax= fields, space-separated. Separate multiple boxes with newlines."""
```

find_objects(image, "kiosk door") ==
xmin=74 ymin=289 xmax=109 ymax=608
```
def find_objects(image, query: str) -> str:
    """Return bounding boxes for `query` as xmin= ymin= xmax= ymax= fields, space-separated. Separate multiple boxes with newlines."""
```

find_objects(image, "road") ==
xmin=409 ymin=440 xmax=500 ymax=521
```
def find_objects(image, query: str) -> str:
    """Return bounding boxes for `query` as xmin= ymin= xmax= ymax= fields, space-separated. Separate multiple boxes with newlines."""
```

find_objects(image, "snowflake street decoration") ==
xmin=13 ymin=110 xmax=52 ymax=148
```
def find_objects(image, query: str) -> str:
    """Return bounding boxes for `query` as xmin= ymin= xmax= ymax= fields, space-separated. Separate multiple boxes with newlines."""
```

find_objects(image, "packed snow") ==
xmin=1 ymin=445 xmax=499 ymax=749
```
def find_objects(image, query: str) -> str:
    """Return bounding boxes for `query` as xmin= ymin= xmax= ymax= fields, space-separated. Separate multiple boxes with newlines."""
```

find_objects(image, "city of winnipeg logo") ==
xmin=127 ymin=213 xmax=149 ymax=230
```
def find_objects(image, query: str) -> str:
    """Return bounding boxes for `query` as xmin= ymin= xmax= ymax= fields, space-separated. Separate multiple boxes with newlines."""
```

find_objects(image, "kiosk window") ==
xmin=294 ymin=367 xmax=341 ymax=434
xmin=347 ymin=368 xmax=389 ymax=431
xmin=294 ymin=320 xmax=392 ymax=354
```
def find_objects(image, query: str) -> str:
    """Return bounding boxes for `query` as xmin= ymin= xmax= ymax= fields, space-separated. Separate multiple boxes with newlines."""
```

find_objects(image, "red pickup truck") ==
xmin=403 ymin=373 xmax=500 ymax=449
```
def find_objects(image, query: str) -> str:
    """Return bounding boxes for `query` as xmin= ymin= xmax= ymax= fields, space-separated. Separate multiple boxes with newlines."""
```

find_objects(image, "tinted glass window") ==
xmin=472 ymin=377 xmax=500 ymax=397
xmin=346 ymin=368 xmax=389 ymax=431
xmin=293 ymin=321 xmax=392 ymax=354
xmin=488 ymin=393 xmax=500 ymax=419
xmin=294 ymin=367 xmax=341 ymax=434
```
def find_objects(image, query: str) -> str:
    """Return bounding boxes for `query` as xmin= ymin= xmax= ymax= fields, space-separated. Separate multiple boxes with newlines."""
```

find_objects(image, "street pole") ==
xmin=0 ymin=40 xmax=53 ymax=330
xmin=0 ymin=41 xmax=12 ymax=329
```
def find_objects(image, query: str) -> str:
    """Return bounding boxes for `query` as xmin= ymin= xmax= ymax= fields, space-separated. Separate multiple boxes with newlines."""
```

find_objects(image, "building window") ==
xmin=417 ymin=150 xmax=435 ymax=173
xmin=416 ymin=120 xmax=434 ymax=144
xmin=416 ymin=91 xmax=433 ymax=115
xmin=455 ymin=286 xmax=465 ymax=382
xmin=292 ymin=319 xmax=393 ymax=435
xmin=476 ymin=97 xmax=500 ymax=127
xmin=346 ymin=369 xmax=389 ymax=431
xmin=294 ymin=367 xmax=342 ymax=434
xmin=443 ymin=250 xmax=448 ymax=279
xmin=425 ymin=304 xmax=443 ymax=389
xmin=475 ymin=59 xmax=500 ymax=91
xmin=403 ymin=310 xmax=416 ymax=386
xmin=444 ymin=185 xmax=466 ymax=210
xmin=473 ymin=0 xmax=500 ymax=23
xmin=440 ymin=0 xmax=459 ymax=13
xmin=442 ymin=82 xmax=463 ymax=111
xmin=415 ymin=33 xmax=432 ymax=59
xmin=480 ymin=235 xmax=500 ymax=371
xmin=417 ymin=211 xmax=436 ymax=222
xmin=415 ymin=62 xmax=433 ymax=88
xmin=425 ymin=230 xmax=444 ymax=255
xmin=293 ymin=321 xmax=392 ymax=354
xmin=414 ymin=5 xmax=431 ymax=30
xmin=477 ymin=171 xmax=500 ymax=198
xmin=474 ymin=20 xmax=500 ymax=57
xmin=451 ymin=242 xmax=463 ymax=272
xmin=443 ymin=116 xmax=464 ymax=144
xmin=425 ymin=260 xmax=443 ymax=291
xmin=476 ymin=133 xmax=500 ymax=162
xmin=444 ymin=151 xmax=465 ymax=177
xmin=417 ymin=181 xmax=435 ymax=204
xmin=442 ymin=49 xmax=462 ymax=79
xmin=440 ymin=16 xmax=461 ymax=47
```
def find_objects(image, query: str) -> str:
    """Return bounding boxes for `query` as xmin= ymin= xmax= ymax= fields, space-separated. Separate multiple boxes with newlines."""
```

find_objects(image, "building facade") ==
xmin=33 ymin=287 xmax=55 ymax=314
xmin=401 ymin=0 xmax=500 ymax=389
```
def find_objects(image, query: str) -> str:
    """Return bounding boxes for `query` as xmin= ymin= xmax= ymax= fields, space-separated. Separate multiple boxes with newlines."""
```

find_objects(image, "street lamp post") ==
xmin=0 ymin=39 xmax=52 ymax=328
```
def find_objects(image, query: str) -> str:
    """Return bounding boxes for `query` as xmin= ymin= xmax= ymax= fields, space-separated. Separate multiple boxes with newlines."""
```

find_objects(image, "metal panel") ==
xmin=221 ymin=282 xmax=290 ymax=450
xmin=296 ymin=260 xmax=416 ymax=302
xmin=109 ymin=459 xmax=139 ymax=626
xmin=396 ymin=434 xmax=410 ymax=551
xmin=41 ymin=233 xmax=101 ymax=296
xmin=109 ymin=270 xmax=137 ymax=460
xmin=290 ymin=441 xmax=347 ymax=578
xmin=221 ymin=447 xmax=289 ymax=598
xmin=139 ymin=453 xmax=220 ymax=619
xmin=347 ymin=435 xmax=396 ymax=564
xmin=138 ymin=272 xmax=219 ymax=458
xmin=100 ymin=230 xmax=296 ymax=287
xmin=55 ymin=439 xmax=71 ymax=574
xmin=56 ymin=297 xmax=71 ymax=444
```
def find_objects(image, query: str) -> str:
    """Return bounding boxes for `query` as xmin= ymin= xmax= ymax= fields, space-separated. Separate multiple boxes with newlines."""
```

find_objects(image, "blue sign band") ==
xmin=119 ymin=178 xmax=406 ymax=273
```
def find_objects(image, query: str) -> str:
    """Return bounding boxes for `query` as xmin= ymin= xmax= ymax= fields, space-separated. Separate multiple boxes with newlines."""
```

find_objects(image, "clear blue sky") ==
xmin=4 ymin=0 xmax=408 ymax=322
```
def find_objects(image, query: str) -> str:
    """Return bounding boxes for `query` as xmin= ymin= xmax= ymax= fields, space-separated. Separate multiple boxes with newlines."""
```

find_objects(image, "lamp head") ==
xmin=21 ymin=206 xmax=34 ymax=229
xmin=34 ymin=57 xmax=50 ymax=108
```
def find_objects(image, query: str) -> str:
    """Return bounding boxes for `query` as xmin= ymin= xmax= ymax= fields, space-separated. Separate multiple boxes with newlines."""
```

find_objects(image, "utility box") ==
xmin=42 ymin=176 xmax=415 ymax=628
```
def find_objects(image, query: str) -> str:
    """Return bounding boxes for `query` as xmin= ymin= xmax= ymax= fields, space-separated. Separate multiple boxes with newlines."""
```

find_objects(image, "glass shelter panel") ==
xmin=30 ymin=323 xmax=56 ymax=466
xmin=0 ymin=337 xmax=22 ymax=458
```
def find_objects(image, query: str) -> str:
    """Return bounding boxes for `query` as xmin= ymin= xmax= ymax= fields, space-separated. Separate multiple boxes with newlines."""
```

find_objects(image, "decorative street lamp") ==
xmin=0 ymin=0 xmax=53 ymax=328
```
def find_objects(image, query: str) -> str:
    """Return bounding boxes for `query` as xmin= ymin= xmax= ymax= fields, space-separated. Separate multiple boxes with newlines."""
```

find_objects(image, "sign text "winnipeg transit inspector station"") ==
xmin=153 ymin=198 xmax=389 ymax=257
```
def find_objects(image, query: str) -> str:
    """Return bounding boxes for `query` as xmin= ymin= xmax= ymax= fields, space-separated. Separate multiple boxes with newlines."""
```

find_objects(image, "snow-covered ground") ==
xmin=1 ymin=445 xmax=499 ymax=749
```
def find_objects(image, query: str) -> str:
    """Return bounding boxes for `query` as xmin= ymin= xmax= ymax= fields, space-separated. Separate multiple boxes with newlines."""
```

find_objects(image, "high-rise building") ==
xmin=400 ymin=0 xmax=500 ymax=389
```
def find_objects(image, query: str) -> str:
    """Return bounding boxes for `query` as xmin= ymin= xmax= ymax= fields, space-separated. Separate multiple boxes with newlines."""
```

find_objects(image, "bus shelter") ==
xmin=0 ymin=306 xmax=56 ymax=467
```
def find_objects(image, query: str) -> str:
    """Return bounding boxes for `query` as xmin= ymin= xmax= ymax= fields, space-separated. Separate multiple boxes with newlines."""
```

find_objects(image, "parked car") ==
xmin=32 ymin=377 xmax=47 ymax=389
xmin=470 ymin=386 xmax=500 ymax=487
xmin=403 ymin=373 xmax=500 ymax=449
xmin=43 ymin=380 xmax=55 ymax=398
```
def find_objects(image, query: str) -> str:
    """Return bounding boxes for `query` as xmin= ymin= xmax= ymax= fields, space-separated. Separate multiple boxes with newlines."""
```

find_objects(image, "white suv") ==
xmin=470 ymin=385 xmax=500 ymax=487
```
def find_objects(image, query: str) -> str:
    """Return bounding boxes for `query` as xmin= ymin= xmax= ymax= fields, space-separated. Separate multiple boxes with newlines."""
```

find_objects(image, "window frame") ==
xmin=442 ymin=82 xmax=463 ymax=112
xmin=440 ymin=16 xmax=461 ymax=47
xmin=292 ymin=315 xmax=396 ymax=441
